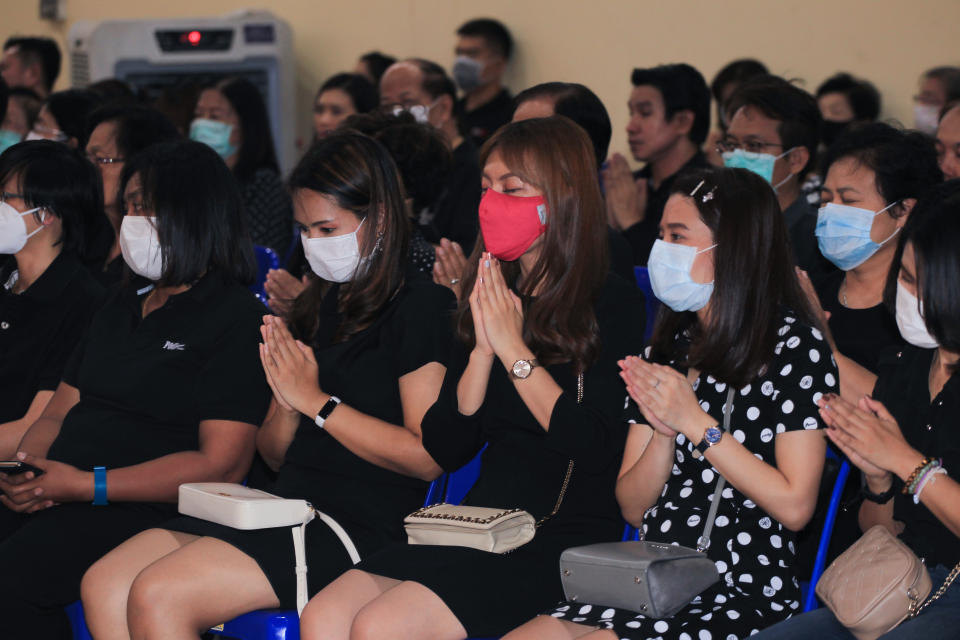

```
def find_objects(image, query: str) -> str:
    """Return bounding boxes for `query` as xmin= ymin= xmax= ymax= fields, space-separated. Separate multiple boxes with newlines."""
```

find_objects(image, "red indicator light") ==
xmin=187 ymin=30 xmax=201 ymax=45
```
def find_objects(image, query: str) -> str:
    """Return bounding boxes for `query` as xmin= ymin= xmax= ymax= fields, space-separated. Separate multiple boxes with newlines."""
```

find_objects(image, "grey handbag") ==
xmin=558 ymin=388 xmax=734 ymax=618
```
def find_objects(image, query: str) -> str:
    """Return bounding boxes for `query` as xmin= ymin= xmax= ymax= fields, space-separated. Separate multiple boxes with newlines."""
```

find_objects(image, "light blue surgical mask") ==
xmin=815 ymin=201 xmax=900 ymax=271
xmin=0 ymin=129 xmax=22 ymax=155
xmin=189 ymin=118 xmax=238 ymax=159
xmin=722 ymin=147 xmax=795 ymax=190
xmin=452 ymin=56 xmax=484 ymax=92
xmin=647 ymin=239 xmax=717 ymax=312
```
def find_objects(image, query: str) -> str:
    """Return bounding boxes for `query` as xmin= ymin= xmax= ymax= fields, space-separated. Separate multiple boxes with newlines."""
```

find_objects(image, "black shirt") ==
xmin=240 ymin=167 xmax=294 ymax=258
xmin=0 ymin=253 xmax=105 ymax=423
xmin=815 ymin=270 xmax=904 ymax=372
xmin=458 ymin=88 xmax=514 ymax=147
xmin=621 ymin=150 xmax=712 ymax=266
xmin=873 ymin=346 xmax=960 ymax=568
xmin=49 ymin=271 xmax=271 ymax=470
xmin=783 ymin=195 xmax=835 ymax=282
xmin=420 ymin=138 xmax=481 ymax=251
xmin=275 ymin=276 xmax=455 ymax=552
xmin=421 ymin=274 xmax=645 ymax=538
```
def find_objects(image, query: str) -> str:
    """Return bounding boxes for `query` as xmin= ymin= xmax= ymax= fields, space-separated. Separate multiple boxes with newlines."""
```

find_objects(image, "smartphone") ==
xmin=0 ymin=461 xmax=45 ymax=476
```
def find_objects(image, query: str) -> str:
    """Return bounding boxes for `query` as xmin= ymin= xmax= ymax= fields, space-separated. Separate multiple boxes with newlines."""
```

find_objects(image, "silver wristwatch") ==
xmin=510 ymin=358 xmax=539 ymax=380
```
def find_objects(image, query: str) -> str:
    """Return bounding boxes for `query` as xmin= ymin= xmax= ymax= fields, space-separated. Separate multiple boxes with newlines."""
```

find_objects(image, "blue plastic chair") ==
xmin=66 ymin=600 xmax=93 ymax=640
xmin=633 ymin=266 xmax=660 ymax=343
xmin=251 ymin=245 xmax=280 ymax=305
xmin=802 ymin=459 xmax=851 ymax=611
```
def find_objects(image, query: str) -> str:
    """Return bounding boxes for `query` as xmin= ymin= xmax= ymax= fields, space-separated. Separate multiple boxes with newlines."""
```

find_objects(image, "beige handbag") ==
xmin=403 ymin=373 xmax=581 ymax=554
xmin=815 ymin=524 xmax=959 ymax=640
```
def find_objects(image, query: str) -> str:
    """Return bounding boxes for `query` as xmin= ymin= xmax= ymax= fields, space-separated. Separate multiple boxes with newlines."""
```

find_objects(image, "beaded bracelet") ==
xmin=913 ymin=466 xmax=947 ymax=504
xmin=908 ymin=459 xmax=942 ymax=495
xmin=902 ymin=457 xmax=933 ymax=495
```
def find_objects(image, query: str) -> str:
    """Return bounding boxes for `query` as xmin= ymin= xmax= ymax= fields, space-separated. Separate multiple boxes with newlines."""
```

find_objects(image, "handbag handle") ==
xmin=535 ymin=373 xmax=583 ymax=528
xmin=695 ymin=387 xmax=735 ymax=552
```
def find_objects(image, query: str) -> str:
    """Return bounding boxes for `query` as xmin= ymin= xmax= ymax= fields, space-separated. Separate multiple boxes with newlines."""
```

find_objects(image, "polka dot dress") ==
xmin=546 ymin=313 xmax=838 ymax=639
xmin=409 ymin=228 xmax=436 ymax=275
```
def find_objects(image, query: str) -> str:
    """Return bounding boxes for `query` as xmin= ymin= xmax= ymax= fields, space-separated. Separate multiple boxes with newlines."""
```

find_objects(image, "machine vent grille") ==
xmin=71 ymin=51 xmax=90 ymax=87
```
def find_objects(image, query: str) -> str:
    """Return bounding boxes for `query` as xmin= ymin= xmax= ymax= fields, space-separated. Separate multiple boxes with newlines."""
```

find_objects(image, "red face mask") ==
xmin=478 ymin=189 xmax=548 ymax=261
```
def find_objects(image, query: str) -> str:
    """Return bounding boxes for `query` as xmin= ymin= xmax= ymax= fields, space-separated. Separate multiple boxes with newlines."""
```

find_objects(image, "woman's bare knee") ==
xmin=300 ymin=570 xmax=401 ymax=640
xmin=502 ymin=614 xmax=606 ymax=640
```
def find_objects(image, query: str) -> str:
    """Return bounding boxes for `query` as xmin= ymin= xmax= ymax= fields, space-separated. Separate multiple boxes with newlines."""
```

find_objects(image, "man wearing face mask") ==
xmin=380 ymin=59 xmax=481 ymax=252
xmin=453 ymin=18 xmax=514 ymax=147
xmin=721 ymin=75 xmax=834 ymax=280
xmin=913 ymin=66 xmax=960 ymax=136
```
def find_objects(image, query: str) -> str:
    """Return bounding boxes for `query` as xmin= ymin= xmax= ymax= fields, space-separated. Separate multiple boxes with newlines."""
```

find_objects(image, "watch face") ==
xmin=704 ymin=427 xmax=723 ymax=445
xmin=512 ymin=360 xmax=532 ymax=379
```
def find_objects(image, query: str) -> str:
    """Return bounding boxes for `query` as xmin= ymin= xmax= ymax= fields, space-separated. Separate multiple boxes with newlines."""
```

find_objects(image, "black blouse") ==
xmin=240 ymin=167 xmax=294 ymax=258
xmin=421 ymin=274 xmax=646 ymax=541
xmin=49 ymin=271 xmax=271 ymax=470
xmin=0 ymin=253 xmax=104 ymax=423
xmin=275 ymin=277 xmax=456 ymax=551
xmin=873 ymin=346 xmax=960 ymax=568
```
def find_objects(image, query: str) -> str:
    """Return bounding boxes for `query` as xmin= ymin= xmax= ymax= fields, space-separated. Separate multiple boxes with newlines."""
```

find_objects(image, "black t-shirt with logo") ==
xmin=0 ymin=252 xmax=105 ymax=423
xmin=49 ymin=271 xmax=271 ymax=470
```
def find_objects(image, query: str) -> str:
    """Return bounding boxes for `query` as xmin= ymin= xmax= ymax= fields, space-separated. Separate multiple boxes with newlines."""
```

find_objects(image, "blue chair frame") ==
xmin=802 ymin=459 xmax=851 ymax=611
xmin=633 ymin=266 xmax=660 ymax=343
xmin=251 ymin=245 xmax=280 ymax=307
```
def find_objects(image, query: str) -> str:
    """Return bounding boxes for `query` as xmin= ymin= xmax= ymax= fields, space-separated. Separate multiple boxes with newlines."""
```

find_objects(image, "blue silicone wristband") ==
xmin=93 ymin=466 xmax=108 ymax=506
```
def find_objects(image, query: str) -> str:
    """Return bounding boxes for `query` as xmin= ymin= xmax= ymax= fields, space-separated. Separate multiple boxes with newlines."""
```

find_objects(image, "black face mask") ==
xmin=821 ymin=120 xmax=854 ymax=148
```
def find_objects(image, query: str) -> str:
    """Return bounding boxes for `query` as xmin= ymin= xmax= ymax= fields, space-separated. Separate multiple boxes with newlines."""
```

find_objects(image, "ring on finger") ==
xmin=450 ymin=278 xmax=460 ymax=285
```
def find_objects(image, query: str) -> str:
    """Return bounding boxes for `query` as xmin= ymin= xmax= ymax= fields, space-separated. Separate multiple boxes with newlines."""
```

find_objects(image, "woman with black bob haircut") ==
xmin=313 ymin=72 xmax=379 ymax=140
xmin=0 ymin=139 xmax=271 ymax=638
xmin=298 ymin=116 xmax=646 ymax=640
xmin=0 ymin=140 xmax=104 ymax=457
xmin=803 ymin=123 xmax=942 ymax=402
xmin=190 ymin=76 xmax=292 ymax=256
xmin=753 ymin=180 xmax=960 ymax=639
xmin=81 ymin=130 xmax=456 ymax=638
xmin=83 ymin=103 xmax=181 ymax=285
xmin=510 ymin=166 xmax=838 ymax=640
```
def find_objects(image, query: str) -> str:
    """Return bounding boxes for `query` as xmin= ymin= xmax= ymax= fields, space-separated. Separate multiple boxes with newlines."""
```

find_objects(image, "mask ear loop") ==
xmin=874 ymin=200 xmax=903 ymax=247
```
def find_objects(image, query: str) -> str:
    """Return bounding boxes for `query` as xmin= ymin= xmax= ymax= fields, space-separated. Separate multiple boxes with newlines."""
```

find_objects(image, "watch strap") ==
xmin=860 ymin=477 xmax=897 ymax=504
xmin=314 ymin=395 xmax=341 ymax=428
xmin=92 ymin=466 xmax=108 ymax=506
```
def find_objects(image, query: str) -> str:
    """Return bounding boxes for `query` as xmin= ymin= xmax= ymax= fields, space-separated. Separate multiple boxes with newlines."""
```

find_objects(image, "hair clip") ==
xmin=689 ymin=180 xmax=705 ymax=197
xmin=701 ymin=186 xmax=717 ymax=203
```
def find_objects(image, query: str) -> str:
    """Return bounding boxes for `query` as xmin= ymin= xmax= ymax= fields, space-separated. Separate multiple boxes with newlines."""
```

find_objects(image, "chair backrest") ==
xmin=633 ymin=266 xmax=659 ymax=343
xmin=802 ymin=459 xmax=851 ymax=611
xmin=443 ymin=446 xmax=485 ymax=505
xmin=250 ymin=245 xmax=280 ymax=300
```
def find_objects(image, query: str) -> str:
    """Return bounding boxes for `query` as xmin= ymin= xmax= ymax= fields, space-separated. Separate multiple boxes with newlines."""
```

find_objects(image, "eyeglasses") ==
xmin=716 ymin=138 xmax=784 ymax=154
xmin=86 ymin=153 xmax=125 ymax=165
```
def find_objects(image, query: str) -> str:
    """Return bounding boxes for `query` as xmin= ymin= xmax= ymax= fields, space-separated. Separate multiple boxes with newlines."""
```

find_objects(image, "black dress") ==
xmin=166 ymin=277 xmax=456 ymax=608
xmin=357 ymin=274 xmax=646 ymax=636
xmin=548 ymin=312 xmax=838 ymax=639
xmin=0 ymin=271 xmax=271 ymax=639
xmin=240 ymin=167 xmax=294 ymax=258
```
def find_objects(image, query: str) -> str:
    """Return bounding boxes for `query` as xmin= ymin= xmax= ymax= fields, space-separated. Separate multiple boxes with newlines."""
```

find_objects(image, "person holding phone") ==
xmin=0 ymin=139 xmax=271 ymax=639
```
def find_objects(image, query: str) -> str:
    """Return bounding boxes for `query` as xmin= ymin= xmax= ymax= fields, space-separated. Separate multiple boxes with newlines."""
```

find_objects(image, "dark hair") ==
xmin=457 ymin=116 xmax=608 ymax=372
xmin=631 ymin=64 xmax=711 ymax=145
xmin=816 ymin=73 xmax=881 ymax=121
xmin=888 ymin=179 xmax=960 ymax=357
xmin=923 ymin=66 xmax=960 ymax=103
xmin=0 ymin=140 xmax=102 ymax=257
xmin=359 ymin=52 xmax=396 ymax=84
xmin=211 ymin=77 xmax=279 ymax=183
xmin=318 ymin=73 xmax=378 ymax=114
xmin=118 ymin=140 xmax=256 ymax=287
xmin=287 ymin=131 xmax=410 ymax=343
xmin=45 ymin=89 xmax=102 ymax=148
xmin=821 ymin=122 xmax=942 ymax=208
xmin=648 ymin=167 xmax=817 ymax=388
xmin=342 ymin=111 xmax=452 ymax=214
xmin=456 ymin=18 xmax=513 ymax=60
xmin=3 ymin=37 xmax=61 ymax=93
xmin=726 ymin=75 xmax=821 ymax=177
xmin=514 ymin=82 xmax=612 ymax=166
xmin=153 ymin=82 xmax=202 ymax=135
xmin=405 ymin=59 xmax=457 ymax=103
xmin=86 ymin=104 xmax=180 ymax=159
xmin=87 ymin=78 xmax=138 ymax=106
xmin=710 ymin=58 xmax=768 ymax=103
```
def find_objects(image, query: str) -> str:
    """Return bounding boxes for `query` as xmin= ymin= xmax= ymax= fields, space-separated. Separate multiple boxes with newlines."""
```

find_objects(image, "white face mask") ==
xmin=895 ymin=281 xmax=938 ymax=349
xmin=0 ymin=201 xmax=45 ymax=254
xmin=392 ymin=102 xmax=435 ymax=125
xmin=119 ymin=215 xmax=164 ymax=281
xmin=913 ymin=103 xmax=940 ymax=136
xmin=302 ymin=218 xmax=370 ymax=283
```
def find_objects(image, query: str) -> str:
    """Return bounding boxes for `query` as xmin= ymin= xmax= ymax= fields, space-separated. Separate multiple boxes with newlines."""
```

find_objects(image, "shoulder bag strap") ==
xmin=535 ymin=373 xmax=582 ymax=528
xmin=696 ymin=387 xmax=735 ymax=552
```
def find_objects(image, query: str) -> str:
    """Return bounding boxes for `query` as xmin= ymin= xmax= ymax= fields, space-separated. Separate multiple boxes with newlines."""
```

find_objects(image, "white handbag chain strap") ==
xmin=695 ymin=387 xmax=735 ymax=553
xmin=535 ymin=373 xmax=583 ymax=528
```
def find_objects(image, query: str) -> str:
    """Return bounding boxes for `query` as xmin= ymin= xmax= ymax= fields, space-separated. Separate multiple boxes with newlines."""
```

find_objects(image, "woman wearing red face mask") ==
xmin=297 ymin=116 xmax=647 ymax=640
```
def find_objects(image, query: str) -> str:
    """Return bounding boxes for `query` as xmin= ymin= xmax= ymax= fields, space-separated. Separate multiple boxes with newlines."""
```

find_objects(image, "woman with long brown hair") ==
xmin=78 ymin=131 xmax=456 ymax=639
xmin=297 ymin=116 xmax=646 ymax=639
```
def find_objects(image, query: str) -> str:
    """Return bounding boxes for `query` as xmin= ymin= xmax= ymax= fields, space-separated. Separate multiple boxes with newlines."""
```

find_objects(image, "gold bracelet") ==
xmin=902 ymin=457 xmax=932 ymax=495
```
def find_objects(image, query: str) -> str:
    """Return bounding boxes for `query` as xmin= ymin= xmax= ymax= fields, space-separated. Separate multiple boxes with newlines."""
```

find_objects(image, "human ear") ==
xmin=894 ymin=198 xmax=917 ymax=226
xmin=670 ymin=110 xmax=695 ymax=138
xmin=786 ymin=146 xmax=810 ymax=176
